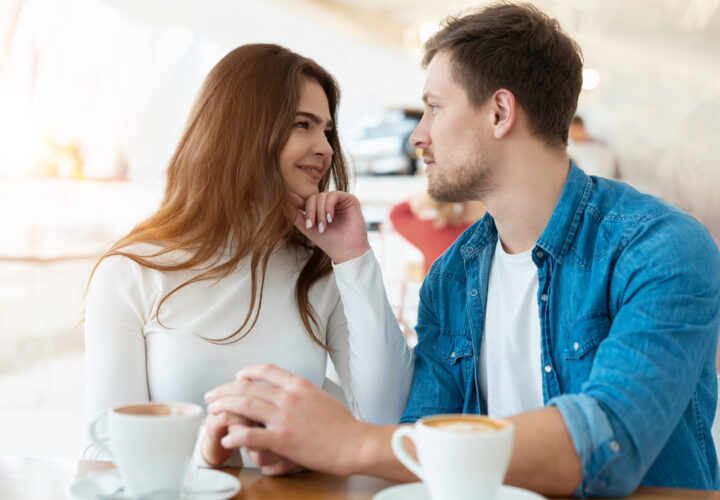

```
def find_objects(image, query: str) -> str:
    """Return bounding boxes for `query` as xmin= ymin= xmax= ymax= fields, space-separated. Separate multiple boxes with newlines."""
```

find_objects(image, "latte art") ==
xmin=431 ymin=421 xmax=496 ymax=433
xmin=424 ymin=415 xmax=507 ymax=434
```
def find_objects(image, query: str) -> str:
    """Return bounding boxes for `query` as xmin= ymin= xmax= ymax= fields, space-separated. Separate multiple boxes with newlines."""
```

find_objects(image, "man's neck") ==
xmin=482 ymin=144 xmax=570 ymax=254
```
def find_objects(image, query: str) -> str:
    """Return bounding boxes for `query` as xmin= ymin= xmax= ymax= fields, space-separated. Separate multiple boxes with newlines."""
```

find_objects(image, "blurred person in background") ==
xmin=82 ymin=44 xmax=412 ymax=473
xmin=567 ymin=115 xmax=620 ymax=179
xmin=390 ymin=190 xmax=485 ymax=273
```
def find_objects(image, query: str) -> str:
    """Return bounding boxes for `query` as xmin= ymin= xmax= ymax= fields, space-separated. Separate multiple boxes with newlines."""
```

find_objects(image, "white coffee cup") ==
xmin=392 ymin=414 xmax=514 ymax=500
xmin=88 ymin=402 xmax=202 ymax=498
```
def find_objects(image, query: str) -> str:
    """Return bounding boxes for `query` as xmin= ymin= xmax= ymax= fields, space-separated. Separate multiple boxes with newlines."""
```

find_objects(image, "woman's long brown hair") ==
xmin=88 ymin=44 xmax=349 ymax=348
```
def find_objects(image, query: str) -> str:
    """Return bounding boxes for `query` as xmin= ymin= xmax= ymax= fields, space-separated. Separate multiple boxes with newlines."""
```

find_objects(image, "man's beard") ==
xmin=428 ymin=158 xmax=492 ymax=203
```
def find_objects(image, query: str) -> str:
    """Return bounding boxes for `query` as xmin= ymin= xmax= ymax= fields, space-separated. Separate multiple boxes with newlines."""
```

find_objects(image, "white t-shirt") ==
xmin=83 ymin=244 xmax=412 ymax=464
xmin=479 ymin=241 xmax=544 ymax=418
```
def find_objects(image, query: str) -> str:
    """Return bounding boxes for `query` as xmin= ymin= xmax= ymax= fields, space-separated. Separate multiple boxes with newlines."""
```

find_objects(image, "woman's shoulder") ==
xmin=92 ymin=242 xmax=188 ymax=287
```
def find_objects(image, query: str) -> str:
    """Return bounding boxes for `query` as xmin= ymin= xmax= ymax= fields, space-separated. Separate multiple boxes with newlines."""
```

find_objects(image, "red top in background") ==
xmin=388 ymin=201 xmax=472 ymax=274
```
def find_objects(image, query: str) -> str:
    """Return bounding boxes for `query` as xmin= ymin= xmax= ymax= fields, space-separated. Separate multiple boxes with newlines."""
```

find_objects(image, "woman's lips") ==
xmin=297 ymin=165 xmax=323 ymax=180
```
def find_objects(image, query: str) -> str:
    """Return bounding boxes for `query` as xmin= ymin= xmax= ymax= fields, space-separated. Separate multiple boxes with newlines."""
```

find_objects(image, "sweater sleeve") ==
xmin=82 ymin=255 xmax=152 ymax=460
xmin=329 ymin=249 xmax=414 ymax=424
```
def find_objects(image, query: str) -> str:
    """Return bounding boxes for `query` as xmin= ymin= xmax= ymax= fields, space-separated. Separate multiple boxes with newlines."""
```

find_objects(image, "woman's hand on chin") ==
xmin=287 ymin=190 xmax=370 ymax=264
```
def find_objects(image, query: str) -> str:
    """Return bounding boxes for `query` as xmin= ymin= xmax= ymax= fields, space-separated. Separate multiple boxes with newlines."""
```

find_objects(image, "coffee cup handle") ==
xmin=88 ymin=409 xmax=113 ymax=460
xmin=391 ymin=426 xmax=425 ymax=481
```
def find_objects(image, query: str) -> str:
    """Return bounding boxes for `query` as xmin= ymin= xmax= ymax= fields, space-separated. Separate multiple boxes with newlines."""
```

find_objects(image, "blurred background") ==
xmin=1 ymin=0 xmax=719 ymax=459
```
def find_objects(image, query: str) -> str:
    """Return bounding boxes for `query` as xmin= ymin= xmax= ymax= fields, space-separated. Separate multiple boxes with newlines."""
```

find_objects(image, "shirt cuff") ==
xmin=331 ymin=248 xmax=375 ymax=277
xmin=549 ymin=393 xmax=623 ymax=497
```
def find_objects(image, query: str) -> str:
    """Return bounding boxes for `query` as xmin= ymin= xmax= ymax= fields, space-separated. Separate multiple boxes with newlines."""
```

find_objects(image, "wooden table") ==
xmin=2 ymin=456 xmax=719 ymax=499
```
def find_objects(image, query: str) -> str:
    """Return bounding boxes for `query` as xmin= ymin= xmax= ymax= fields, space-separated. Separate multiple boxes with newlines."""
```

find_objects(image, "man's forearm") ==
xmin=505 ymin=407 xmax=582 ymax=496
xmin=351 ymin=424 xmax=418 ymax=482
xmin=349 ymin=409 xmax=582 ymax=495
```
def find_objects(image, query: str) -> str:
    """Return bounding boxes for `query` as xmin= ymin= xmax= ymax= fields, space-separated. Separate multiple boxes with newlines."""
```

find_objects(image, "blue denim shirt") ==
xmin=401 ymin=163 xmax=720 ymax=496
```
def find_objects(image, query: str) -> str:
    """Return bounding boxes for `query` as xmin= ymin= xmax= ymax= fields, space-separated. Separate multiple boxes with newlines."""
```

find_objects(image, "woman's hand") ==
xmin=247 ymin=449 xmax=304 ymax=475
xmin=288 ymin=190 xmax=371 ymax=264
xmin=201 ymin=410 xmax=253 ymax=466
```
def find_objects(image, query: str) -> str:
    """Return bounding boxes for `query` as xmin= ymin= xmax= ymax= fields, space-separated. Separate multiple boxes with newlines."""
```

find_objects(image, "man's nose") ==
xmin=409 ymin=115 xmax=430 ymax=149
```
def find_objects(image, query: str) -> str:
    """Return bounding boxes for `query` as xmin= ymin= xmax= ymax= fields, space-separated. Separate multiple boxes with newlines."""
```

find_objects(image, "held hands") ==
xmin=201 ymin=410 xmax=252 ymax=466
xmin=204 ymin=364 xmax=366 ymax=476
xmin=202 ymin=384 xmax=300 ymax=475
xmin=288 ymin=190 xmax=371 ymax=264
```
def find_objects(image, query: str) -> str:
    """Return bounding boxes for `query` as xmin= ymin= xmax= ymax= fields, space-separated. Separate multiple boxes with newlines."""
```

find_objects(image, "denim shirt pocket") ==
xmin=562 ymin=315 xmax=609 ymax=392
xmin=434 ymin=330 xmax=473 ymax=364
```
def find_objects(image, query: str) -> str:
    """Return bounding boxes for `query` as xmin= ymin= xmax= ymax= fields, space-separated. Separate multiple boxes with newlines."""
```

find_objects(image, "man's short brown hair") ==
xmin=423 ymin=2 xmax=583 ymax=147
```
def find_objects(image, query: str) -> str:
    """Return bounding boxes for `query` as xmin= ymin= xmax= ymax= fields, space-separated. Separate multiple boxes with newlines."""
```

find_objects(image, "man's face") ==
xmin=409 ymin=51 xmax=494 ymax=203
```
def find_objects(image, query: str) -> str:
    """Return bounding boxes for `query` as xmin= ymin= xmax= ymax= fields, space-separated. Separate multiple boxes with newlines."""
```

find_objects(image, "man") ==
xmin=205 ymin=3 xmax=720 ymax=496
xmin=567 ymin=115 xmax=621 ymax=179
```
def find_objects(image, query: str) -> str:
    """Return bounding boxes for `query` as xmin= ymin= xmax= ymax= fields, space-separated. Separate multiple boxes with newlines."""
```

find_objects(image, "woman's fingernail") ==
xmin=318 ymin=222 xmax=324 ymax=234
xmin=204 ymin=391 xmax=214 ymax=402
xmin=306 ymin=218 xmax=312 ymax=229
xmin=207 ymin=402 xmax=218 ymax=412
xmin=327 ymin=213 xmax=332 ymax=223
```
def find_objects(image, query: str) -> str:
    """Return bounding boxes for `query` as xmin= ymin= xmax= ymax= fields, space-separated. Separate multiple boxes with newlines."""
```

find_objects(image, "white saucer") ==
xmin=373 ymin=482 xmax=546 ymax=500
xmin=66 ymin=468 xmax=241 ymax=499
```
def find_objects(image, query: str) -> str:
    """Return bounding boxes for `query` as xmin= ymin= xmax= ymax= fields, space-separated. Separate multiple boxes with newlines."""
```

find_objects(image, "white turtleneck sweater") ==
xmin=82 ymin=245 xmax=412 ymax=465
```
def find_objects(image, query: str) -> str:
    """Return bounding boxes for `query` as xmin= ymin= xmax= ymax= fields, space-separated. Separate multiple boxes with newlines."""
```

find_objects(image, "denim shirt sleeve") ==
xmin=550 ymin=213 xmax=720 ymax=497
xmin=401 ymin=273 xmax=466 ymax=423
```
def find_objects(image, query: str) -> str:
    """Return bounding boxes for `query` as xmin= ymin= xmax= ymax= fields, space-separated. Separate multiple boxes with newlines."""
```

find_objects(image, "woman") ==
xmin=83 ymin=44 xmax=412 ymax=470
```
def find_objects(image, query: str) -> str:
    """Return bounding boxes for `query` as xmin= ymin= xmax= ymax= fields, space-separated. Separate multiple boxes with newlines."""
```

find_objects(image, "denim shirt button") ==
xmin=536 ymin=250 xmax=544 ymax=258
xmin=540 ymin=293 xmax=549 ymax=302
xmin=610 ymin=441 xmax=620 ymax=452
xmin=451 ymin=352 xmax=456 ymax=358
xmin=573 ymin=342 xmax=580 ymax=351
xmin=470 ymin=289 xmax=478 ymax=297
xmin=544 ymin=365 xmax=552 ymax=373
xmin=465 ymin=246 xmax=474 ymax=254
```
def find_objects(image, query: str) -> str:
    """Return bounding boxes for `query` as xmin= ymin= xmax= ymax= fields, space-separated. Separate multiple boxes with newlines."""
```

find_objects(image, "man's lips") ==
xmin=297 ymin=165 xmax=324 ymax=180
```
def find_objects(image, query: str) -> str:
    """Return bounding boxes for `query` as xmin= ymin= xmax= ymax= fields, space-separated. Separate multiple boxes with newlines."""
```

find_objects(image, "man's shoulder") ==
xmin=584 ymin=177 xmax=699 ymax=232
xmin=582 ymin=177 xmax=717 ymax=260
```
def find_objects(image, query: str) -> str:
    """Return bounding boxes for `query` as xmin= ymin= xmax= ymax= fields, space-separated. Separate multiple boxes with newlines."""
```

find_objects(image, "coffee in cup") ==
xmin=88 ymin=402 xmax=202 ymax=498
xmin=392 ymin=414 xmax=514 ymax=500
xmin=424 ymin=415 xmax=506 ymax=433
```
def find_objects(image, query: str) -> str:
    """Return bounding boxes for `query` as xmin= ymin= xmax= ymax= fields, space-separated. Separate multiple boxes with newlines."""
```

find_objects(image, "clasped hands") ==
xmin=201 ymin=364 xmax=364 ymax=476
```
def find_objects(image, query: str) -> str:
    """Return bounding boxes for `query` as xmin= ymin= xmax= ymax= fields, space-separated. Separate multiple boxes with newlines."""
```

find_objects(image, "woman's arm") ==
xmin=327 ymin=249 xmax=414 ymax=425
xmin=82 ymin=255 xmax=151 ymax=460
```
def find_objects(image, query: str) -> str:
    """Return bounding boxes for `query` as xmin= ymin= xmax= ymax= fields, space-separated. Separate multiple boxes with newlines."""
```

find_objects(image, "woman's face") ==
xmin=279 ymin=79 xmax=334 ymax=199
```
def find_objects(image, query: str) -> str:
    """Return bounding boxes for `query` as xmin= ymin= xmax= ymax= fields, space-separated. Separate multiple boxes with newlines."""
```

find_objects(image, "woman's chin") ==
xmin=294 ymin=185 xmax=320 ymax=199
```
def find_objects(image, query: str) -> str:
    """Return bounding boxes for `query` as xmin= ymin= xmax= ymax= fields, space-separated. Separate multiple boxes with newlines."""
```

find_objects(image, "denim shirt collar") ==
xmin=461 ymin=160 xmax=592 ymax=264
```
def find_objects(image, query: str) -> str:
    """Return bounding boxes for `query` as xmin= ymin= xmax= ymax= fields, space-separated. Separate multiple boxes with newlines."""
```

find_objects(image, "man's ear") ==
xmin=488 ymin=89 xmax=515 ymax=139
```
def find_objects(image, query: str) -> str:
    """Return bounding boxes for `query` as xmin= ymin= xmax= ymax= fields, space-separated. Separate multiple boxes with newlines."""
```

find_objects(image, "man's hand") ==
xmin=288 ymin=191 xmax=370 ymax=264
xmin=204 ymin=364 xmax=370 ymax=476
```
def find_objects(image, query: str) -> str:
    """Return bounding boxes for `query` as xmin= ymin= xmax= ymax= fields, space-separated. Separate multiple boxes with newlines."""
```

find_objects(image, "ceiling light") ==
xmin=582 ymin=68 xmax=600 ymax=90
xmin=419 ymin=22 xmax=440 ymax=43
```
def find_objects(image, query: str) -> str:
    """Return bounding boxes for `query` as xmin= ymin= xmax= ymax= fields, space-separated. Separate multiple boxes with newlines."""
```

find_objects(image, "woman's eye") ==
xmin=324 ymin=130 xmax=333 ymax=139
xmin=294 ymin=121 xmax=310 ymax=130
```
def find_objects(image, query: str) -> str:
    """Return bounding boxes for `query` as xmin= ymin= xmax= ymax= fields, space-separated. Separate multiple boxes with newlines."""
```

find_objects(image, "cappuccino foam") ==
xmin=424 ymin=416 xmax=506 ymax=434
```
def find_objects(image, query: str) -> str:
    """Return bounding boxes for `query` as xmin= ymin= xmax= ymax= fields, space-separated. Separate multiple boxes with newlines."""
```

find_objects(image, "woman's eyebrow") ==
xmin=296 ymin=111 xmax=333 ymax=128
